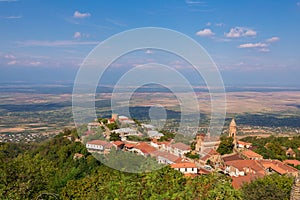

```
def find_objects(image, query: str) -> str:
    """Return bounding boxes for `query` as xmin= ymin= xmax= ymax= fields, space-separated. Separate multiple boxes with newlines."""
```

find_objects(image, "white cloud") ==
xmin=1 ymin=15 xmax=22 ymax=19
xmin=145 ymin=49 xmax=153 ymax=54
xmin=258 ymin=48 xmax=270 ymax=52
xmin=297 ymin=2 xmax=300 ymax=6
xmin=266 ymin=37 xmax=280 ymax=43
xmin=73 ymin=32 xmax=81 ymax=39
xmin=185 ymin=0 xmax=205 ymax=5
xmin=73 ymin=11 xmax=91 ymax=19
xmin=196 ymin=28 xmax=215 ymax=37
xmin=4 ymin=54 xmax=15 ymax=59
xmin=206 ymin=22 xmax=211 ymax=26
xmin=225 ymin=27 xmax=257 ymax=38
xmin=7 ymin=60 xmax=16 ymax=65
xmin=238 ymin=42 xmax=268 ymax=48
xmin=29 ymin=61 xmax=41 ymax=66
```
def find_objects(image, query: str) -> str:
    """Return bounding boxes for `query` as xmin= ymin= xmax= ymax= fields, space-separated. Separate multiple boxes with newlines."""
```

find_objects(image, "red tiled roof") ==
xmin=242 ymin=149 xmax=263 ymax=159
xmin=171 ymin=142 xmax=190 ymax=151
xmin=200 ymin=154 xmax=210 ymax=162
xmin=150 ymin=150 xmax=180 ymax=162
xmin=170 ymin=162 xmax=197 ymax=169
xmin=259 ymin=159 xmax=298 ymax=175
xmin=113 ymin=141 xmax=124 ymax=146
xmin=87 ymin=140 xmax=109 ymax=146
xmin=124 ymin=143 xmax=135 ymax=148
xmin=134 ymin=142 xmax=156 ymax=154
xmin=283 ymin=159 xmax=300 ymax=166
xmin=222 ymin=153 xmax=244 ymax=162
xmin=232 ymin=174 xmax=262 ymax=189
xmin=225 ymin=160 xmax=266 ymax=175
xmin=203 ymin=148 xmax=219 ymax=156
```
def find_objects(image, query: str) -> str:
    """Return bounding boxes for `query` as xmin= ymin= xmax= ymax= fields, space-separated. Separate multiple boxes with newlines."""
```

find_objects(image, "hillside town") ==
xmin=82 ymin=114 xmax=300 ymax=189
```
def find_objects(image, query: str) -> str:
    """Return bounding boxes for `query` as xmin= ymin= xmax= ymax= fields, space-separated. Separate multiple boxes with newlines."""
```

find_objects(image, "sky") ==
xmin=0 ymin=0 xmax=300 ymax=86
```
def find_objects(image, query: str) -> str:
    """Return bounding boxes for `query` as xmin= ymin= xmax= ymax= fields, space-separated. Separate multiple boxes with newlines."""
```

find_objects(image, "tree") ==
xmin=217 ymin=136 xmax=234 ymax=155
xmin=241 ymin=173 xmax=294 ymax=200
xmin=107 ymin=122 xmax=119 ymax=130
xmin=109 ymin=132 xmax=121 ymax=141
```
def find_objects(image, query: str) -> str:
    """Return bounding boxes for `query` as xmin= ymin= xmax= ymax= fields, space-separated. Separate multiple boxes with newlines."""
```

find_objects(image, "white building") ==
xmin=170 ymin=162 xmax=198 ymax=174
xmin=170 ymin=142 xmax=191 ymax=157
xmin=148 ymin=130 xmax=164 ymax=139
xmin=86 ymin=140 xmax=113 ymax=152
xmin=113 ymin=128 xmax=138 ymax=136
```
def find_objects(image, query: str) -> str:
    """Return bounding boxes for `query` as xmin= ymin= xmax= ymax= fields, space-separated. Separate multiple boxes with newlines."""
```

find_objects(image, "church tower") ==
xmin=229 ymin=118 xmax=237 ymax=146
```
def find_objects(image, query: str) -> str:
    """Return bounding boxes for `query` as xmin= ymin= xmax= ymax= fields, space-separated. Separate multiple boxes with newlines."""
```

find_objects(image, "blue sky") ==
xmin=0 ymin=0 xmax=300 ymax=86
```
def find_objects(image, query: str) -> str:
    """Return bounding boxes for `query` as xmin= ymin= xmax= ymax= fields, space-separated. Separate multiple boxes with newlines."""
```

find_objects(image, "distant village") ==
xmin=80 ymin=114 xmax=300 ymax=189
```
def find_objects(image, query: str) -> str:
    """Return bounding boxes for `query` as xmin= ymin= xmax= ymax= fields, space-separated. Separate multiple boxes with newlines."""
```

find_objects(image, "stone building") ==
xmin=229 ymin=118 xmax=237 ymax=147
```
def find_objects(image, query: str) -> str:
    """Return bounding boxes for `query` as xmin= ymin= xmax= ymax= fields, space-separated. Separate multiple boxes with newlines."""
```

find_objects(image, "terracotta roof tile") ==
xmin=259 ymin=159 xmax=298 ymax=175
xmin=232 ymin=174 xmax=261 ymax=189
xmin=87 ymin=140 xmax=109 ymax=146
xmin=222 ymin=153 xmax=244 ymax=162
xmin=225 ymin=160 xmax=266 ymax=174
xmin=151 ymin=150 xmax=180 ymax=162
xmin=134 ymin=142 xmax=157 ymax=154
xmin=171 ymin=142 xmax=190 ymax=151
xmin=113 ymin=141 xmax=124 ymax=146
xmin=283 ymin=159 xmax=300 ymax=166
xmin=170 ymin=162 xmax=197 ymax=169
xmin=124 ymin=143 xmax=135 ymax=148
xmin=242 ymin=149 xmax=263 ymax=159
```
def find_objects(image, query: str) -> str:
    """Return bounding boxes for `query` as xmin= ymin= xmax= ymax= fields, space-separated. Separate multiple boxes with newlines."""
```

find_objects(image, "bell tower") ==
xmin=229 ymin=118 xmax=237 ymax=146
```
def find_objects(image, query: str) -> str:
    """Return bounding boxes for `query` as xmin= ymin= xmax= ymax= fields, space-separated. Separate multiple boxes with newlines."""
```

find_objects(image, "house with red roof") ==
xmin=150 ymin=150 xmax=183 ymax=164
xmin=112 ymin=141 xmax=125 ymax=150
xmin=107 ymin=118 xmax=115 ymax=124
xmin=222 ymin=153 xmax=244 ymax=163
xmin=283 ymin=159 xmax=300 ymax=166
xmin=231 ymin=174 xmax=262 ymax=189
xmin=224 ymin=160 xmax=266 ymax=177
xmin=86 ymin=140 xmax=113 ymax=153
xmin=150 ymin=139 xmax=171 ymax=150
xmin=124 ymin=143 xmax=136 ymax=151
xmin=132 ymin=142 xmax=157 ymax=157
xmin=199 ymin=148 xmax=220 ymax=166
xmin=87 ymin=121 xmax=101 ymax=131
xmin=258 ymin=159 xmax=298 ymax=177
xmin=241 ymin=149 xmax=263 ymax=160
xmin=236 ymin=141 xmax=252 ymax=149
xmin=170 ymin=162 xmax=198 ymax=174
xmin=286 ymin=148 xmax=296 ymax=158
xmin=170 ymin=142 xmax=191 ymax=157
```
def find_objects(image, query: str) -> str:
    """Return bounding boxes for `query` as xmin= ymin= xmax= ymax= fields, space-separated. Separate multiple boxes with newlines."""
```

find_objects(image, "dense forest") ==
xmin=0 ymin=129 xmax=295 ymax=199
